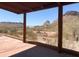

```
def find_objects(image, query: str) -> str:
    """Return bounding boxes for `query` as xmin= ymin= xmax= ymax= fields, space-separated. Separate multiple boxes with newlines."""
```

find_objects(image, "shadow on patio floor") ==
xmin=10 ymin=45 xmax=75 ymax=57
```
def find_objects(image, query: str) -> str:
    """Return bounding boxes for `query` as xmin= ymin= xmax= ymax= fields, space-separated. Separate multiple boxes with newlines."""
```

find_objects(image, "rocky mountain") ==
xmin=48 ymin=11 xmax=79 ymax=41
xmin=64 ymin=11 xmax=79 ymax=16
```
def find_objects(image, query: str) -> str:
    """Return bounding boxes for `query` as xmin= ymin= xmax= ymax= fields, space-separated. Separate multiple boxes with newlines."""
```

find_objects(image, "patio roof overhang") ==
xmin=0 ymin=2 xmax=76 ymax=14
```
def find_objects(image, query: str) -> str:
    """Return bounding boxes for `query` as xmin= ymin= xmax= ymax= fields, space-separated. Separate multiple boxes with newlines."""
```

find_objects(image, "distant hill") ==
xmin=0 ymin=22 xmax=23 ymax=28
xmin=0 ymin=22 xmax=23 ymax=36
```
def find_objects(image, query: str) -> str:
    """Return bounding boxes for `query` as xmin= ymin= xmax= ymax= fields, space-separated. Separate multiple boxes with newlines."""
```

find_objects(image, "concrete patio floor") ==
xmin=0 ymin=36 xmax=36 ymax=57
xmin=0 ymin=35 xmax=75 ymax=57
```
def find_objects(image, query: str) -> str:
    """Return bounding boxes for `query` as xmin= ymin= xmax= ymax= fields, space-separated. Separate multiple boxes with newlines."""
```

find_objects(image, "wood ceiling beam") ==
xmin=6 ymin=2 xmax=42 ymax=13
xmin=0 ymin=2 xmax=77 ymax=14
xmin=1 ymin=3 xmax=23 ymax=11
xmin=0 ymin=3 xmax=21 ymax=14
xmin=10 ymin=3 xmax=33 ymax=13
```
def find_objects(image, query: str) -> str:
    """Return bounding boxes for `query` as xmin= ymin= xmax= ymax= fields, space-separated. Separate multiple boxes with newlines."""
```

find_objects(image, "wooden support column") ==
xmin=58 ymin=2 xmax=63 ymax=53
xmin=23 ymin=13 xmax=26 ymax=43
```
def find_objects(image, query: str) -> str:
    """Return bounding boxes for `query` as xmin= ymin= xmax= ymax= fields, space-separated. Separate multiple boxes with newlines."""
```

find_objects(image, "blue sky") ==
xmin=0 ymin=3 xmax=79 ymax=26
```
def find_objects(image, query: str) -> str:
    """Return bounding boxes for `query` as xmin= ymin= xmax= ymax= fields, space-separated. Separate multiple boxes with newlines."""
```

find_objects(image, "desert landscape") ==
xmin=26 ymin=11 xmax=79 ymax=51
xmin=0 ymin=11 xmax=79 ymax=52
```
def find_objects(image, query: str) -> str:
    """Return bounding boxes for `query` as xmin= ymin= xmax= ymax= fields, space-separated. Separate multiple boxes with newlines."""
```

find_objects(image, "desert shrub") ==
xmin=26 ymin=29 xmax=37 ymax=41
xmin=0 ymin=29 xmax=8 ymax=33
xmin=0 ymin=30 xmax=3 ymax=33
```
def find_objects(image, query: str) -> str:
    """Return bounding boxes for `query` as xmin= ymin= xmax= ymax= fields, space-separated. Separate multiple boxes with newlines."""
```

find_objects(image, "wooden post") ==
xmin=23 ymin=13 xmax=26 ymax=43
xmin=58 ymin=2 xmax=63 ymax=53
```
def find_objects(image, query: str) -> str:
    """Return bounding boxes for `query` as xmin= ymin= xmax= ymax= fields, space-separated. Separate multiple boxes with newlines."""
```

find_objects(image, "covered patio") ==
xmin=0 ymin=2 xmax=79 ymax=57
xmin=0 ymin=35 xmax=73 ymax=57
